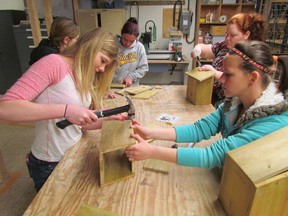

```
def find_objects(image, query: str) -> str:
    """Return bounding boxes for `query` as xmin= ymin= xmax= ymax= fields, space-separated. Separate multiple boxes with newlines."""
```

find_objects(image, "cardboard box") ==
xmin=99 ymin=120 xmax=135 ymax=187
xmin=185 ymin=69 xmax=215 ymax=105
xmin=219 ymin=127 xmax=288 ymax=216
xmin=210 ymin=26 xmax=226 ymax=36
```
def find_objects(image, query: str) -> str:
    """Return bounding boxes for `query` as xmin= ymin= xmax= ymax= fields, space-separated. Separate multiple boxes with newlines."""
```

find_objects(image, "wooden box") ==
xmin=185 ymin=69 xmax=214 ymax=105
xmin=219 ymin=127 xmax=288 ymax=216
xmin=210 ymin=26 xmax=226 ymax=36
xmin=99 ymin=120 xmax=135 ymax=187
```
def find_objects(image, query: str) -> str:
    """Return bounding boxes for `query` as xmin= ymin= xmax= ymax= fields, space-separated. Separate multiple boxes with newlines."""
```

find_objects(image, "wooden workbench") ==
xmin=24 ymin=85 xmax=226 ymax=216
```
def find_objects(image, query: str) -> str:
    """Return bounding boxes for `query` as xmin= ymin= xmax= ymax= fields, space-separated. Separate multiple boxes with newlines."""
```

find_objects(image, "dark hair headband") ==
xmin=231 ymin=47 xmax=270 ymax=74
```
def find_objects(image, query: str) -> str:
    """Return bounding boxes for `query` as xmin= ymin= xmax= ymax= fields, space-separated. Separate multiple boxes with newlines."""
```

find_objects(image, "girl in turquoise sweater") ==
xmin=125 ymin=40 xmax=288 ymax=168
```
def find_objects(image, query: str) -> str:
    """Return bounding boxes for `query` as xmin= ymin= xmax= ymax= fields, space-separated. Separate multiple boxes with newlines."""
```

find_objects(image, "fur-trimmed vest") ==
xmin=222 ymin=82 xmax=288 ymax=128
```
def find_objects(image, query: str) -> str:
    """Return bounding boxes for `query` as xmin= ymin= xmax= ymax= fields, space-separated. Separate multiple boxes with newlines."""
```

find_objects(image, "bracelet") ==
xmin=64 ymin=105 xmax=68 ymax=118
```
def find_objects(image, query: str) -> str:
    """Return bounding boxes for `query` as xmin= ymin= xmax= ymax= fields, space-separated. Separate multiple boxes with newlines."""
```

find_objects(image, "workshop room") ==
xmin=0 ymin=0 xmax=288 ymax=215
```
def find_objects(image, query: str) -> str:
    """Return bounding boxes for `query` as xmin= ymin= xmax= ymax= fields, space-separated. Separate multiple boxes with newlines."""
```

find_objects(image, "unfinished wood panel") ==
xmin=0 ymin=150 xmax=8 ymax=182
xmin=124 ymin=85 xmax=152 ymax=95
xmin=110 ymin=83 xmax=126 ymax=89
xmin=143 ymin=159 xmax=171 ymax=174
xmin=26 ymin=0 xmax=42 ymax=46
xmin=162 ymin=8 xmax=183 ymax=38
xmin=219 ymin=127 xmax=288 ymax=216
xmin=75 ymin=204 xmax=120 ymax=216
xmin=99 ymin=120 xmax=135 ymax=187
xmin=186 ymin=69 xmax=215 ymax=105
xmin=131 ymin=89 xmax=159 ymax=99
xmin=42 ymin=0 xmax=53 ymax=36
xmin=72 ymin=0 xmax=79 ymax=24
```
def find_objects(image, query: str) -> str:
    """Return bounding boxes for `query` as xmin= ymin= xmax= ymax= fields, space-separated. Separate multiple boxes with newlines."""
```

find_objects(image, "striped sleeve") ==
xmin=2 ymin=54 xmax=70 ymax=101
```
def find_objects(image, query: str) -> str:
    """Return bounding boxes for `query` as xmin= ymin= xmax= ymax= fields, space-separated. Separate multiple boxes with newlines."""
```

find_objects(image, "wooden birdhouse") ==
xmin=219 ymin=127 xmax=288 ymax=216
xmin=185 ymin=69 xmax=215 ymax=105
xmin=99 ymin=120 xmax=135 ymax=187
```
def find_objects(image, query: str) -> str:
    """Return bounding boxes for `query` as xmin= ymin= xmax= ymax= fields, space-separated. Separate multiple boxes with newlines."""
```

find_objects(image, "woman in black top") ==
xmin=29 ymin=17 xmax=79 ymax=65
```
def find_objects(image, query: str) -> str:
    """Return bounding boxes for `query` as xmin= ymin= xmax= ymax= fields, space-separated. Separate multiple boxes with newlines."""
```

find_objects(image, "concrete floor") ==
xmin=0 ymin=122 xmax=36 ymax=216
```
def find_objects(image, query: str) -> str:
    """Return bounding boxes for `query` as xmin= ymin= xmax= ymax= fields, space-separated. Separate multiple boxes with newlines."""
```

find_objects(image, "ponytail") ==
xmin=277 ymin=56 xmax=288 ymax=92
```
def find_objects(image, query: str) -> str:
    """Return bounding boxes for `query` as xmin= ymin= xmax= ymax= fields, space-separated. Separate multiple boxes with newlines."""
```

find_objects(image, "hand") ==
xmin=198 ymin=65 xmax=223 ymax=80
xmin=191 ymin=45 xmax=202 ymax=59
xmin=122 ymin=77 xmax=133 ymax=87
xmin=198 ymin=64 xmax=216 ymax=72
xmin=81 ymin=113 xmax=128 ymax=130
xmin=65 ymin=104 xmax=98 ymax=126
xmin=130 ymin=123 xmax=152 ymax=140
xmin=106 ymin=113 xmax=128 ymax=121
xmin=107 ymin=91 xmax=116 ymax=99
xmin=125 ymin=134 xmax=153 ymax=161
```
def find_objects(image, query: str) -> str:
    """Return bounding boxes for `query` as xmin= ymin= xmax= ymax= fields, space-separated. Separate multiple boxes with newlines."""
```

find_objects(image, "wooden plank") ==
xmin=26 ymin=0 xmax=42 ymax=46
xmin=132 ymin=89 xmax=159 ymax=99
xmin=162 ymin=8 xmax=185 ymax=38
xmin=227 ymin=126 xmax=288 ymax=183
xmin=100 ymin=120 xmax=135 ymax=152
xmin=143 ymin=159 xmax=171 ymax=174
xmin=42 ymin=0 xmax=53 ymax=36
xmin=99 ymin=120 xmax=135 ymax=186
xmin=111 ymin=83 xmax=126 ymax=89
xmin=0 ymin=150 xmax=8 ymax=181
xmin=124 ymin=85 xmax=152 ymax=95
xmin=75 ymin=204 xmax=120 ymax=216
xmin=72 ymin=0 xmax=79 ymax=24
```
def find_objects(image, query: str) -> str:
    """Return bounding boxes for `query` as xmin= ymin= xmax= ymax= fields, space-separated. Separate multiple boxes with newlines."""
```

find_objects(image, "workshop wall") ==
xmin=0 ymin=0 xmax=196 ymax=70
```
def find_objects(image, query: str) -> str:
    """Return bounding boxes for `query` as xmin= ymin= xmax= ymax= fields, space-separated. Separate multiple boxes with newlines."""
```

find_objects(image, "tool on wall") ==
xmin=129 ymin=1 xmax=139 ymax=21
xmin=141 ymin=20 xmax=156 ymax=53
xmin=173 ymin=0 xmax=182 ymax=30
xmin=56 ymin=96 xmax=135 ymax=129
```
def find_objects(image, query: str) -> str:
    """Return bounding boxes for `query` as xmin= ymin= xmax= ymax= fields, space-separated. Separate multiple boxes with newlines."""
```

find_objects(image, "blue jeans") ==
xmin=26 ymin=152 xmax=58 ymax=192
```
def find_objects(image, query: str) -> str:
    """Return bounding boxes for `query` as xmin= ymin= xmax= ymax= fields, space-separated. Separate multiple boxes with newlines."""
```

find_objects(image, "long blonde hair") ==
xmin=62 ymin=28 xmax=118 ymax=109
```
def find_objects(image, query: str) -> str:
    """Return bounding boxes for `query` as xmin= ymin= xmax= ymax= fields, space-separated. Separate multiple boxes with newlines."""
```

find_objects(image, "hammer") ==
xmin=56 ymin=96 xmax=135 ymax=129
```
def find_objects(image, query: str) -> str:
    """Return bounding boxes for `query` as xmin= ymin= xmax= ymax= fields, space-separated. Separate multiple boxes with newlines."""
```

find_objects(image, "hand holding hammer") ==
xmin=56 ymin=96 xmax=135 ymax=129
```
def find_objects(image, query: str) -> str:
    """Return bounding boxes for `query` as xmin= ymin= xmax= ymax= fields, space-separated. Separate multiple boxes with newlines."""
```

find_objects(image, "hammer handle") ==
xmin=56 ymin=104 xmax=130 ymax=129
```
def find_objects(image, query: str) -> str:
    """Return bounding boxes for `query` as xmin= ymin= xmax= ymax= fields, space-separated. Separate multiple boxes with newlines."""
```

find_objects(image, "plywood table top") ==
xmin=24 ymin=85 xmax=226 ymax=216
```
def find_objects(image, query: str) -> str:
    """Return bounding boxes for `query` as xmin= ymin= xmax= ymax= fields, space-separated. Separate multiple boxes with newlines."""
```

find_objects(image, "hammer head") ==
xmin=125 ymin=96 xmax=135 ymax=120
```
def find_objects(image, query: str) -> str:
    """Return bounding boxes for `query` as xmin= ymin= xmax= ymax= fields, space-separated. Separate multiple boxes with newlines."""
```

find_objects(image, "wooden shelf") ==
xmin=193 ymin=0 xmax=256 ymax=68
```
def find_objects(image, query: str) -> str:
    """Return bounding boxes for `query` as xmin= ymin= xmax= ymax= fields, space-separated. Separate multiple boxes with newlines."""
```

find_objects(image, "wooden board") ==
xmin=75 ymin=204 xmax=120 ymax=216
xmin=143 ymin=159 xmax=171 ymax=174
xmin=100 ymin=120 xmax=135 ymax=152
xmin=124 ymin=85 xmax=152 ymax=95
xmin=162 ymin=8 xmax=179 ymax=38
xmin=111 ymin=83 xmax=126 ymax=89
xmin=132 ymin=89 xmax=159 ymax=99
xmin=99 ymin=120 xmax=135 ymax=186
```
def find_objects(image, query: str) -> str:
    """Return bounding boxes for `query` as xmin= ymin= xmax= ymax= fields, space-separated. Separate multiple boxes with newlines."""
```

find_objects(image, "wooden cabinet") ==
xmin=78 ymin=9 xmax=126 ymax=36
xmin=193 ymin=0 xmax=256 ymax=67
xmin=0 ymin=10 xmax=26 ymax=94
xmin=13 ymin=24 xmax=48 ymax=73
xmin=261 ymin=0 xmax=288 ymax=54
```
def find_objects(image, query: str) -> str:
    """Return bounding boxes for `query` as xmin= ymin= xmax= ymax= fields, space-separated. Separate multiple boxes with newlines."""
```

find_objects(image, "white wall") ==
xmin=0 ymin=0 xmax=24 ymax=10
xmin=128 ymin=1 xmax=196 ymax=70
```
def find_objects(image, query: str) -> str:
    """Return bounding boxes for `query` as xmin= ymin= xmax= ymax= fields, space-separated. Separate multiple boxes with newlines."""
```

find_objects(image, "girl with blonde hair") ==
xmin=0 ymin=28 xmax=123 ymax=191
